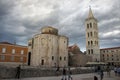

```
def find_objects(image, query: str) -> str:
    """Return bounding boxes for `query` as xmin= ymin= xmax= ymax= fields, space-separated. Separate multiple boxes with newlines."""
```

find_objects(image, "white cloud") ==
xmin=100 ymin=30 xmax=120 ymax=38
xmin=0 ymin=0 xmax=120 ymax=51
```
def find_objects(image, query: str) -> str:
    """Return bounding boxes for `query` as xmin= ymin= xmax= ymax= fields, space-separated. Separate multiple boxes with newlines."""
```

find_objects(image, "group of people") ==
xmin=56 ymin=67 xmax=72 ymax=80
xmin=94 ymin=66 xmax=104 ymax=80
xmin=114 ymin=66 xmax=120 ymax=76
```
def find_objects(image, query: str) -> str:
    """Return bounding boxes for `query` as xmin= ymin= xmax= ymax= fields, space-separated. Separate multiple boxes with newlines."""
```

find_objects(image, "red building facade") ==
xmin=0 ymin=42 xmax=28 ymax=65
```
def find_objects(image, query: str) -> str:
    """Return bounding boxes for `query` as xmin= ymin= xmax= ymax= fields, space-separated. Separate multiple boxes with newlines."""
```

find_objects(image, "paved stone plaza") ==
xmin=2 ymin=71 xmax=120 ymax=80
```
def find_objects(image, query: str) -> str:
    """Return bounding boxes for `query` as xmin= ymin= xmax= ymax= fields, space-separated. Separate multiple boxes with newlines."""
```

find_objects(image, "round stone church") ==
xmin=28 ymin=26 xmax=68 ymax=67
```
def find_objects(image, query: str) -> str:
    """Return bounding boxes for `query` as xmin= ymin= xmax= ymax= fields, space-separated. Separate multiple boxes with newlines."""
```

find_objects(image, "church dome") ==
xmin=41 ymin=26 xmax=58 ymax=35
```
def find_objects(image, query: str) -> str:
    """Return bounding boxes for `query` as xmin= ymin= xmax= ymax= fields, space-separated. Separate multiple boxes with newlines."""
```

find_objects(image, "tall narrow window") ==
xmin=52 ymin=56 xmax=54 ymax=60
xmin=21 ymin=50 xmax=24 ymax=55
xmin=2 ymin=48 xmax=6 ymax=53
xmin=90 ymin=23 xmax=92 ymax=28
xmin=90 ymin=32 xmax=92 ymax=37
xmin=87 ymin=24 xmax=89 ymax=29
xmin=60 ymin=56 xmax=62 ymax=61
xmin=88 ymin=41 xmax=90 ymax=46
xmin=88 ymin=50 xmax=90 ymax=54
xmin=91 ymin=41 xmax=93 ymax=45
xmin=91 ymin=49 xmax=93 ymax=54
xmin=12 ymin=49 xmax=15 ymax=54
xmin=41 ymin=59 xmax=44 ymax=65
xmin=88 ymin=33 xmax=89 ymax=37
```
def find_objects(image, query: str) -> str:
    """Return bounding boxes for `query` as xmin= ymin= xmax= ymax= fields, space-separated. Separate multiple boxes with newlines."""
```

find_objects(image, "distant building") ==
xmin=0 ymin=42 xmax=28 ymax=66
xmin=28 ymin=26 xmax=68 ymax=67
xmin=100 ymin=47 xmax=120 ymax=66
xmin=68 ymin=44 xmax=92 ymax=67
xmin=85 ymin=8 xmax=100 ymax=62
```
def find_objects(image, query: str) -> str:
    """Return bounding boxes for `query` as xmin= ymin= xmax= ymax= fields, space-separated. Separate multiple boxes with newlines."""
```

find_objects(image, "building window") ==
xmin=11 ymin=56 xmax=14 ymax=61
xmin=28 ymin=43 xmax=31 ymax=46
xmin=91 ymin=41 xmax=93 ymax=45
xmin=91 ymin=49 xmax=93 ymax=54
xmin=88 ymin=41 xmax=90 ymax=46
xmin=41 ymin=59 xmax=44 ymax=65
xmin=90 ymin=23 xmax=92 ymax=28
xmin=64 ymin=57 xmax=66 ymax=61
xmin=103 ymin=50 xmax=105 ymax=53
xmin=21 ymin=50 xmax=24 ymax=55
xmin=88 ymin=33 xmax=89 ymax=37
xmin=112 ymin=55 xmax=113 ymax=57
xmin=52 ymin=56 xmax=54 ymax=60
xmin=60 ymin=56 xmax=62 ymax=61
xmin=88 ymin=50 xmax=90 ymax=54
xmin=103 ymin=54 xmax=104 ymax=57
xmin=90 ymin=32 xmax=92 ymax=37
xmin=12 ymin=49 xmax=15 ymax=54
xmin=20 ymin=57 xmax=23 ymax=62
xmin=0 ymin=55 xmax=5 ymax=60
xmin=2 ymin=48 xmax=6 ymax=53
xmin=87 ymin=24 xmax=89 ymax=29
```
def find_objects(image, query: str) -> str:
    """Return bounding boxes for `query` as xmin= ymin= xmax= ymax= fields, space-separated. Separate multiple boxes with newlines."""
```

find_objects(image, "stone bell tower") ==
xmin=85 ymin=8 xmax=100 ymax=62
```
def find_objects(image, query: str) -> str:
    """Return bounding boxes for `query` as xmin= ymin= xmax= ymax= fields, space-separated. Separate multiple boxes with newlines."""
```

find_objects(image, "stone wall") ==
xmin=0 ymin=66 xmax=94 ymax=79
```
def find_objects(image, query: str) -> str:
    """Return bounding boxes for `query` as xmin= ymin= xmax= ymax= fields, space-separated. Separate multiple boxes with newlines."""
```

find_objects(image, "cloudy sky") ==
xmin=0 ymin=0 xmax=120 ymax=51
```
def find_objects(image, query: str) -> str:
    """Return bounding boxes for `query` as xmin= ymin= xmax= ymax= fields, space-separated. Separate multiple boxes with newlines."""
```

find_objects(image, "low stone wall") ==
xmin=0 ymin=66 xmax=94 ymax=79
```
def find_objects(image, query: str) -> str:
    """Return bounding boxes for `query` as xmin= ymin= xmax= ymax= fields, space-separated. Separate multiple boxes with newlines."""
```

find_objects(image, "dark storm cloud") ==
xmin=0 ymin=0 xmax=120 ymax=51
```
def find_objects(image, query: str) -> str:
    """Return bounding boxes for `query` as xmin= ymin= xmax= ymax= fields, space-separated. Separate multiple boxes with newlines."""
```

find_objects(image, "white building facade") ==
xmin=85 ymin=8 xmax=100 ymax=62
xmin=28 ymin=26 xmax=68 ymax=67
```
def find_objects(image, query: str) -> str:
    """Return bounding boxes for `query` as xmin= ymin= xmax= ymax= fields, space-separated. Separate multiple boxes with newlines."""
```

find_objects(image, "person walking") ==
xmin=68 ymin=67 xmax=72 ymax=80
xmin=61 ymin=67 xmax=67 ymax=80
xmin=56 ymin=66 xmax=60 ymax=76
xmin=106 ymin=66 xmax=111 ymax=77
xmin=94 ymin=76 xmax=98 ymax=80
xmin=16 ymin=65 xmax=21 ymax=79
xmin=100 ymin=70 xmax=104 ymax=80
xmin=114 ymin=66 xmax=117 ymax=76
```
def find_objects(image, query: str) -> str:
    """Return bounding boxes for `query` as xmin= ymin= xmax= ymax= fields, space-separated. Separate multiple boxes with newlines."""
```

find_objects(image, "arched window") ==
xmin=90 ymin=23 xmax=92 ymax=28
xmin=91 ymin=49 xmax=93 ymax=54
xmin=52 ymin=56 xmax=54 ymax=60
xmin=60 ymin=56 xmax=62 ymax=61
xmin=88 ymin=49 xmax=90 ymax=54
xmin=90 ymin=32 xmax=92 ymax=37
xmin=41 ymin=59 xmax=44 ymax=65
xmin=88 ymin=33 xmax=89 ymax=37
xmin=88 ymin=41 xmax=90 ymax=46
xmin=91 ymin=41 xmax=93 ymax=45
xmin=87 ymin=24 xmax=89 ymax=29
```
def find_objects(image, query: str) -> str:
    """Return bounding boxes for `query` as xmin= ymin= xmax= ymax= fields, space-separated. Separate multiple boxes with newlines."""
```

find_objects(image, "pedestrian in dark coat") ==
xmin=56 ymin=66 xmax=60 ymax=76
xmin=16 ymin=65 xmax=21 ymax=79
xmin=61 ymin=68 xmax=67 ymax=80
xmin=100 ymin=70 xmax=104 ymax=80
xmin=94 ymin=76 xmax=98 ymax=80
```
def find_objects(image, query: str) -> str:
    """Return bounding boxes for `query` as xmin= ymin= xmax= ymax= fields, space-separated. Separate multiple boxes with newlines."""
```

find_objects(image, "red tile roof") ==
xmin=100 ymin=47 xmax=120 ymax=50
xmin=0 ymin=42 xmax=14 ymax=45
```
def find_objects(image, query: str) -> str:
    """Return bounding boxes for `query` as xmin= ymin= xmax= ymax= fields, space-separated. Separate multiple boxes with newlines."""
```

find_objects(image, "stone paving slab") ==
xmin=1 ymin=71 xmax=120 ymax=80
